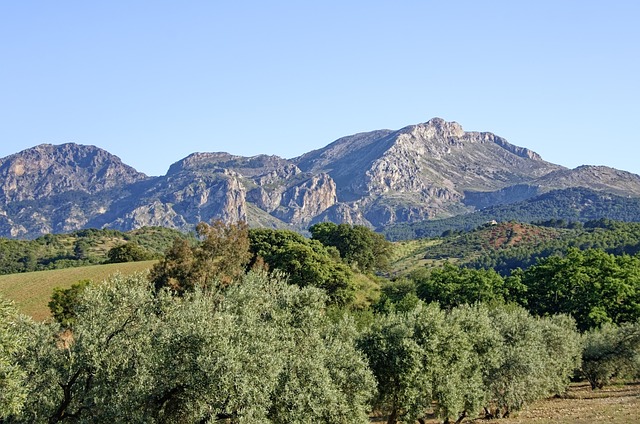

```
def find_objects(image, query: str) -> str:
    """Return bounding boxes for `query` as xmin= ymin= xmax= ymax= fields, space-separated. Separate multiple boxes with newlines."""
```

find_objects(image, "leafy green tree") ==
xmin=373 ymin=279 xmax=420 ymax=314
xmin=148 ymin=237 xmax=195 ymax=292
xmin=435 ymin=304 xmax=499 ymax=424
xmin=412 ymin=302 xmax=473 ymax=424
xmin=411 ymin=263 xmax=524 ymax=309
xmin=310 ymin=222 xmax=392 ymax=272
xmin=72 ymin=240 xmax=90 ymax=261
xmin=581 ymin=321 xmax=640 ymax=389
xmin=482 ymin=306 xmax=581 ymax=418
xmin=539 ymin=314 xmax=583 ymax=395
xmin=520 ymin=248 xmax=640 ymax=330
xmin=150 ymin=220 xmax=251 ymax=293
xmin=106 ymin=242 xmax=152 ymax=263
xmin=48 ymin=279 xmax=92 ymax=327
xmin=249 ymin=228 xmax=356 ymax=305
xmin=13 ymin=274 xmax=158 ymax=423
xmin=266 ymin=287 xmax=375 ymax=423
xmin=357 ymin=308 xmax=430 ymax=424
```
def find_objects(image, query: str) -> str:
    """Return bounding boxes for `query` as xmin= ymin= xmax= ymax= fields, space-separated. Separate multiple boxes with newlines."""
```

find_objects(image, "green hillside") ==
xmin=388 ymin=219 xmax=640 ymax=277
xmin=0 ymin=226 xmax=189 ymax=275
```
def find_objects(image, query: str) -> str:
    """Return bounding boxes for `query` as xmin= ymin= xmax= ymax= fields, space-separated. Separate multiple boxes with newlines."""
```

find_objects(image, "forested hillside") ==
xmin=383 ymin=187 xmax=640 ymax=241
xmin=0 ymin=227 xmax=189 ymax=275
xmin=397 ymin=219 xmax=640 ymax=276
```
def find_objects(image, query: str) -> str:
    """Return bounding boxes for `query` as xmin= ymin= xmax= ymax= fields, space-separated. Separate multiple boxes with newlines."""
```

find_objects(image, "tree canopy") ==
xmin=5 ymin=272 xmax=375 ymax=423
xmin=249 ymin=228 xmax=356 ymax=305
xmin=518 ymin=248 xmax=640 ymax=331
xmin=149 ymin=220 xmax=251 ymax=293
xmin=358 ymin=301 xmax=582 ymax=423
xmin=310 ymin=222 xmax=392 ymax=272
xmin=106 ymin=242 xmax=153 ymax=263
xmin=410 ymin=263 xmax=525 ymax=309
xmin=0 ymin=297 xmax=29 ymax=418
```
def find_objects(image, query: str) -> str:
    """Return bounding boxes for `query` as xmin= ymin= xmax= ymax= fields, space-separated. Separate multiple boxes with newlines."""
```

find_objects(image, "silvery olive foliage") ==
xmin=581 ymin=320 xmax=640 ymax=389
xmin=3 ymin=272 xmax=374 ymax=423
xmin=358 ymin=302 xmax=582 ymax=423
xmin=0 ymin=297 xmax=30 ymax=417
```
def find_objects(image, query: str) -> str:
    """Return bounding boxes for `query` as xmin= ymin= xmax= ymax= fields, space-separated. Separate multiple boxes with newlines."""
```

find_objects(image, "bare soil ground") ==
xmin=495 ymin=381 xmax=640 ymax=424
xmin=371 ymin=381 xmax=640 ymax=423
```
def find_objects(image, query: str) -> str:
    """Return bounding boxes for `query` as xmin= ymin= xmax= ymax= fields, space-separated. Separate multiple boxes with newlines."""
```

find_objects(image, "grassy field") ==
xmin=0 ymin=260 xmax=156 ymax=320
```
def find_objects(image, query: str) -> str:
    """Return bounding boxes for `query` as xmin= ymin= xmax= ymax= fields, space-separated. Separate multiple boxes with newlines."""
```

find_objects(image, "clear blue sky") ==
xmin=1 ymin=1 xmax=638 ymax=176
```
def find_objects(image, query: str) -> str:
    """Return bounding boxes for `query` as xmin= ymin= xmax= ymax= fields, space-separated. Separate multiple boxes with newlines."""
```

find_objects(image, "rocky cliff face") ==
xmin=3 ymin=118 xmax=640 ymax=238
xmin=295 ymin=118 xmax=565 ymax=227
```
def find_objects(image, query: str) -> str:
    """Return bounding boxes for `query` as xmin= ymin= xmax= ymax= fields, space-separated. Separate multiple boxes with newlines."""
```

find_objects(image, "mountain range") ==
xmin=2 ymin=117 xmax=640 ymax=239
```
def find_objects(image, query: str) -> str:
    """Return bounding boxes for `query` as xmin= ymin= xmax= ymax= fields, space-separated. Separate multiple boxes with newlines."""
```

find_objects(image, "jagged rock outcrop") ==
xmin=2 ymin=118 xmax=640 ymax=238
xmin=110 ymin=201 xmax=188 ymax=231
xmin=273 ymin=173 xmax=337 ymax=224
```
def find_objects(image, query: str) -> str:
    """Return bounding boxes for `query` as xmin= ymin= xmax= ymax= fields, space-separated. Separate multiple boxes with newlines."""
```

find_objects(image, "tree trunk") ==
xmin=455 ymin=410 xmax=467 ymax=424
xmin=483 ymin=407 xmax=494 ymax=419
xmin=387 ymin=407 xmax=398 ymax=424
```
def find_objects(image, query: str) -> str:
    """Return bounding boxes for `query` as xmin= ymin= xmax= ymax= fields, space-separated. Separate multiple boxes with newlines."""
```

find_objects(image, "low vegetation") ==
xmin=1 ymin=219 xmax=640 ymax=422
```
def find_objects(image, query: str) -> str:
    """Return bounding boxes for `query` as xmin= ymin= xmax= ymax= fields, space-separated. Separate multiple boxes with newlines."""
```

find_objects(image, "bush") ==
xmin=48 ymin=279 xmax=92 ymax=327
xmin=581 ymin=321 xmax=640 ymax=389
xmin=106 ymin=242 xmax=153 ymax=263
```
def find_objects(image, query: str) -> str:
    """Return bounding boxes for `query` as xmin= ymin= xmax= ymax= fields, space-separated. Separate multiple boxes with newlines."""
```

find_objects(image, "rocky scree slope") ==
xmin=2 ymin=118 xmax=640 ymax=238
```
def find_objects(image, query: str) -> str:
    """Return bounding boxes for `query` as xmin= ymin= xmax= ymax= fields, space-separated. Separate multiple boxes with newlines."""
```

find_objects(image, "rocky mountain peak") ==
xmin=0 ymin=143 xmax=147 ymax=204
xmin=399 ymin=117 xmax=465 ymax=139
xmin=167 ymin=152 xmax=299 ymax=179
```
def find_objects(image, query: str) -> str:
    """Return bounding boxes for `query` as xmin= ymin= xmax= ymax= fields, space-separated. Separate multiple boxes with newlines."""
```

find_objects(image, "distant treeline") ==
xmin=424 ymin=219 xmax=640 ymax=275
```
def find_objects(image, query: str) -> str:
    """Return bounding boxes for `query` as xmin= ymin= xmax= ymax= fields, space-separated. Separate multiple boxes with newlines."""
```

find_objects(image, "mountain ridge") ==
xmin=2 ymin=118 xmax=640 ymax=239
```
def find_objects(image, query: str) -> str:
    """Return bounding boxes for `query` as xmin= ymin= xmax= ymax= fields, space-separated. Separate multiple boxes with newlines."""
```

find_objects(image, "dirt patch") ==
xmin=370 ymin=381 xmax=640 ymax=423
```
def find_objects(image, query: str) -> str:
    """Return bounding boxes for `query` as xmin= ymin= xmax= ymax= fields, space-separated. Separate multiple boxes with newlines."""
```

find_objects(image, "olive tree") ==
xmin=581 ymin=320 xmax=640 ymax=389
xmin=0 ymin=297 xmax=30 ymax=418
xmin=483 ymin=306 xmax=581 ymax=418
xmin=8 ymin=271 xmax=374 ymax=423
xmin=435 ymin=304 xmax=500 ymax=424
xmin=357 ymin=307 xmax=430 ymax=424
